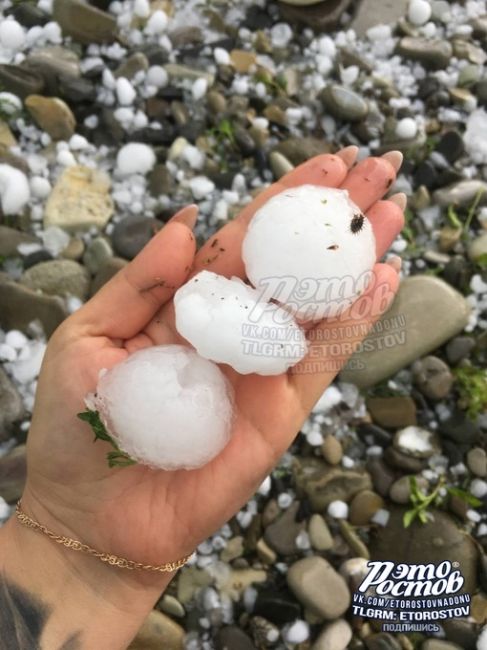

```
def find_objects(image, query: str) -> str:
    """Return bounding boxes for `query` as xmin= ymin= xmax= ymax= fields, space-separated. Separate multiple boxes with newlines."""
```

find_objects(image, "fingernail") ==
xmin=388 ymin=192 xmax=407 ymax=211
xmin=169 ymin=204 xmax=198 ymax=229
xmin=386 ymin=254 xmax=402 ymax=272
xmin=338 ymin=145 xmax=359 ymax=168
xmin=381 ymin=151 xmax=404 ymax=172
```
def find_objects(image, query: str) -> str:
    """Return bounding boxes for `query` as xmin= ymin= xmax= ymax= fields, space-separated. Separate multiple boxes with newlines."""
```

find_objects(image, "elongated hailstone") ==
xmin=174 ymin=271 xmax=308 ymax=375
xmin=242 ymin=185 xmax=376 ymax=320
xmin=92 ymin=345 xmax=234 ymax=470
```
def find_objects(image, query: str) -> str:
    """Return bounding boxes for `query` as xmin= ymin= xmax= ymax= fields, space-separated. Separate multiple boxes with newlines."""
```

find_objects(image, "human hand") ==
xmin=19 ymin=147 xmax=405 ymax=592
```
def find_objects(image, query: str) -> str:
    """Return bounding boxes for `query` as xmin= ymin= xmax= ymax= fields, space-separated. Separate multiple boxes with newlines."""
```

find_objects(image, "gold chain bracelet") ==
xmin=15 ymin=500 xmax=193 ymax=573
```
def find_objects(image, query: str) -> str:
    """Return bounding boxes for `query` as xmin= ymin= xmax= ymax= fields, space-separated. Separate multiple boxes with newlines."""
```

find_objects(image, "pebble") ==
xmin=446 ymin=336 xmax=476 ymax=365
xmin=389 ymin=475 xmax=427 ymax=504
xmin=264 ymin=502 xmax=305 ymax=556
xmin=0 ymin=367 xmax=24 ymax=442
xmin=393 ymin=425 xmax=440 ymax=459
xmin=467 ymin=448 xmax=487 ymax=478
xmin=52 ymin=0 xmax=118 ymax=45
xmin=128 ymin=609 xmax=184 ymax=650
xmin=397 ymin=37 xmax=453 ymax=69
xmin=24 ymin=95 xmax=76 ymax=141
xmin=82 ymin=237 xmax=113 ymax=275
xmin=0 ymin=277 xmax=68 ymax=337
xmin=412 ymin=355 xmax=454 ymax=400
xmin=269 ymin=151 xmax=294 ymax=179
xmin=352 ymin=0 xmax=408 ymax=35
xmin=0 ymin=226 xmax=39 ymax=258
xmin=278 ymin=0 xmax=353 ymax=32
xmin=433 ymin=180 xmax=487 ymax=207
xmin=308 ymin=514 xmax=333 ymax=551
xmin=321 ymin=435 xmax=343 ymax=465
xmin=365 ymin=633 xmax=402 ymax=650
xmin=366 ymin=396 xmax=417 ymax=428
xmin=44 ymin=166 xmax=114 ymax=232
xmin=230 ymin=49 xmax=257 ymax=73
xmin=339 ymin=277 xmax=471 ymax=388
xmin=20 ymin=260 xmax=90 ymax=300
xmin=311 ymin=619 xmax=352 ymax=650
xmin=468 ymin=233 xmax=487 ymax=262
xmin=320 ymin=84 xmax=369 ymax=121
xmin=215 ymin=627 xmax=256 ymax=650
xmin=159 ymin=595 xmax=185 ymax=619
xmin=0 ymin=65 xmax=44 ymax=99
xmin=408 ymin=0 xmax=432 ymax=25
xmin=421 ymin=640 xmax=463 ymax=650
xmin=287 ymin=556 xmax=351 ymax=620
xmin=338 ymin=520 xmax=370 ymax=559
xmin=349 ymin=490 xmax=384 ymax=526
xmin=112 ymin=216 xmax=163 ymax=260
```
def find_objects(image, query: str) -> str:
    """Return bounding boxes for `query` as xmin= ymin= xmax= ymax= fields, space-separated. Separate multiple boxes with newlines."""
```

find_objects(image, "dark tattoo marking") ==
xmin=0 ymin=573 xmax=83 ymax=650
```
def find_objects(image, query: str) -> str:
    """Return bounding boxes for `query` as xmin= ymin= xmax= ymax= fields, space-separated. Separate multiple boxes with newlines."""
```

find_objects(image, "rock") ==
xmin=90 ymin=258 xmax=127 ymax=295
xmin=439 ymin=409 xmax=480 ymax=445
xmin=321 ymin=435 xmax=343 ymax=465
xmin=385 ymin=446 xmax=426 ymax=472
xmin=254 ymin=589 xmax=301 ymax=624
xmin=293 ymin=458 xmax=372 ymax=510
xmin=312 ymin=619 xmax=352 ymax=650
xmin=61 ymin=237 xmax=85 ymax=262
xmin=435 ymin=131 xmax=464 ymax=163
xmin=221 ymin=569 xmax=267 ymax=601
xmin=308 ymin=514 xmax=333 ymax=551
xmin=466 ymin=448 xmax=487 ymax=477
xmin=216 ymin=626 xmax=256 ymax=650
xmin=20 ymin=260 xmax=90 ymax=300
xmin=365 ymin=633 xmax=402 ymax=650
xmin=369 ymin=508 xmax=478 ymax=593
xmin=338 ymin=520 xmax=370 ymax=559
xmin=0 ymin=226 xmax=39 ymax=258
xmin=367 ymin=457 xmax=396 ymax=497
xmin=176 ymin=566 xmax=212 ymax=604
xmin=58 ymin=75 xmax=96 ymax=103
xmin=320 ymin=84 xmax=368 ymax=121
xmin=421 ymin=641 xmax=463 ymax=650
xmin=339 ymin=277 xmax=471 ymax=388
xmin=220 ymin=536 xmax=244 ymax=562
xmin=164 ymin=63 xmax=214 ymax=86
xmin=0 ymin=278 xmax=68 ymax=337
xmin=256 ymin=538 xmax=277 ymax=564
xmin=230 ymin=49 xmax=257 ymax=73
xmin=9 ymin=3 xmax=49 ymax=27
xmin=0 ymin=368 xmax=24 ymax=441
xmin=277 ymin=0 xmax=353 ymax=32
xmin=112 ymin=216 xmax=164 ymax=260
xmin=148 ymin=164 xmax=174 ymax=197
xmin=264 ymin=502 xmax=305 ymax=555
xmin=115 ymin=53 xmax=149 ymax=79
xmin=433 ymin=180 xmax=487 ymax=207
xmin=269 ymin=151 xmax=294 ymax=179
xmin=352 ymin=0 xmax=409 ymax=36
xmin=389 ymin=475 xmax=428 ymax=504
xmin=0 ymin=121 xmax=16 ymax=147
xmin=446 ymin=336 xmax=476 ymax=365
xmin=82 ymin=237 xmax=113 ymax=275
xmin=0 ymin=64 xmax=44 ymax=99
xmin=275 ymin=137 xmax=329 ymax=165
xmin=287 ymin=556 xmax=351 ymax=620
xmin=366 ymin=396 xmax=417 ymax=428
xmin=412 ymin=355 xmax=454 ymax=400
xmin=159 ymin=595 xmax=185 ymax=619
xmin=349 ymin=490 xmax=384 ymax=526
xmin=25 ymin=95 xmax=76 ymax=140
xmin=468 ymin=232 xmax=487 ymax=262
xmin=397 ymin=37 xmax=453 ymax=69
xmin=25 ymin=46 xmax=81 ymax=84
xmin=0 ymin=444 xmax=26 ymax=503
xmin=44 ymin=166 xmax=114 ymax=232
xmin=393 ymin=426 xmax=441 ymax=459
xmin=128 ymin=610 xmax=184 ymax=650
xmin=53 ymin=0 xmax=118 ymax=44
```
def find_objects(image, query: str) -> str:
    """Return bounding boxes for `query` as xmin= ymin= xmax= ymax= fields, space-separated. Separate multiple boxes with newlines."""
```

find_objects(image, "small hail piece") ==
xmin=81 ymin=345 xmax=234 ymax=470
xmin=174 ymin=270 xmax=308 ymax=375
xmin=242 ymin=185 xmax=376 ymax=321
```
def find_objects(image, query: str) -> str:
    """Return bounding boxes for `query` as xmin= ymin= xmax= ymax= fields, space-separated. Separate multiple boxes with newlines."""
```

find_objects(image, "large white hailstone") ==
xmin=91 ymin=345 xmax=234 ymax=470
xmin=242 ymin=185 xmax=376 ymax=321
xmin=174 ymin=271 xmax=308 ymax=375
xmin=0 ymin=164 xmax=31 ymax=215
xmin=116 ymin=143 xmax=156 ymax=176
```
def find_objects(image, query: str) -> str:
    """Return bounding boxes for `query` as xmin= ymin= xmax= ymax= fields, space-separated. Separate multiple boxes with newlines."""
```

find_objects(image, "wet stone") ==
xmin=278 ymin=0 xmax=354 ymax=32
xmin=433 ymin=180 xmax=487 ymax=207
xmin=366 ymin=396 xmax=417 ymax=428
xmin=20 ymin=260 xmax=90 ymax=300
xmin=446 ymin=336 xmax=476 ymax=365
xmin=264 ymin=502 xmax=305 ymax=556
xmin=397 ymin=37 xmax=453 ymax=69
xmin=0 ymin=368 xmax=24 ymax=442
xmin=215 ymin=627 xmax=256 ymax=650
xmin=352 ymin=0 xmax=408 ymax=35
xmin=112 ymin=216 xmax=164 ymax=260
xmin=0 ymin=64 xmax=44 ymax=99
xmin=412 ymin=356 xmax=454 ymax=400
xmin=320 ymin=84 xmax=369 ymax=122
xmin=52 ymin=0 xmax=118 ymax=45
xmin=25 ymin=95 xmax=76 ymax=141
xmin=349 ymin=490 xmax=384 ymax=526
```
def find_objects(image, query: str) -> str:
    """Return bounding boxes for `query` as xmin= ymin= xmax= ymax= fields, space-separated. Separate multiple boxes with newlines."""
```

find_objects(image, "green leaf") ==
xmin=418 ymin=509 xmax=429 ymax=524
xmin=475 ymin=253 xmax=487 ymax=269
xmin=107 ymin=450 xmax=137 ymax=468
xmin=403 ymin=509 xmax=417 ymax=528
xmin=447 ymin=486 xmax=483 ymax=508
xmin=77 ymin=408 xmax=137 ymax=469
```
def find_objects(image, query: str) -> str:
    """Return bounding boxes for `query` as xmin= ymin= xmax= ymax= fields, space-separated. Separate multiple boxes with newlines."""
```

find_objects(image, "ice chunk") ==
xmin=0 ymin=165 xmax=30 ymax=215
xmin=116 ymin=143 xmax=156 ymax=176
xmin=242 ymin=185 xmax=376 ymax=321
xmin=174 ymin=271 xmax=307 ymax=375
xmin=93 ymin=345 xmax=234 ymax=470
xmin=464 ymin=110 xmax=487 ymax=164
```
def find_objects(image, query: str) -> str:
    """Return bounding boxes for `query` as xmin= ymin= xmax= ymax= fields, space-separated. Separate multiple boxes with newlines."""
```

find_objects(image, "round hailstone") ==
xmin=116 ymin=142 xmax=156 ymax=176
xmin=174 ymin=270 xmax=308 ymax=375
xmin=408 ymin=0 xmax=432 ymax=26
xmin=395 ymin=117 xmax=418 ymax=140
xmin=242 ymin=185 xmax=376 ymax=321
xmin=92 ymin=345 xmax=234 ymax=470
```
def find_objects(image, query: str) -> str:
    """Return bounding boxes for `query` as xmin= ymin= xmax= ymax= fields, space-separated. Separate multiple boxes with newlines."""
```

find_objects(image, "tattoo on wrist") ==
xmin=0 ymin=572 xmax=82 ymax=650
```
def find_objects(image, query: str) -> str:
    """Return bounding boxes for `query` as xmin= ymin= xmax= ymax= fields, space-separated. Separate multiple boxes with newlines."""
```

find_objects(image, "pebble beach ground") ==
xmin=0 ymin=0 xmax=487 ymax=648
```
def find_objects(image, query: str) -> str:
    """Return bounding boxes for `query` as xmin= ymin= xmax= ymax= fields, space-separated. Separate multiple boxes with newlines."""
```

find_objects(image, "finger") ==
xmin=340 ymin=152 xmax=403 ymax=212
xmin=367 ymin=195 xmax=406 ymax=259
xmin=194 ymin=153 xmax=349 ymax=279
xmin=290 ymin=262 xmax=400 ymax=413
xmin=335 ymin=145 xmax=359 ymax=168
xmin=75 ymin=206 xmax=198 ymax=338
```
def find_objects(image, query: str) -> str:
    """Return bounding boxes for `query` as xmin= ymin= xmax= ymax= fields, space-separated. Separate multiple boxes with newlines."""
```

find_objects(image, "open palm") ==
xmin=22 ymin=147 xmax=404 ymax=584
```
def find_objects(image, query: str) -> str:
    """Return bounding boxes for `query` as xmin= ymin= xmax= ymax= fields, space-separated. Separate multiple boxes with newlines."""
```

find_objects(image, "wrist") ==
xmin=0 ymin=497 xmax=175 ymax=649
